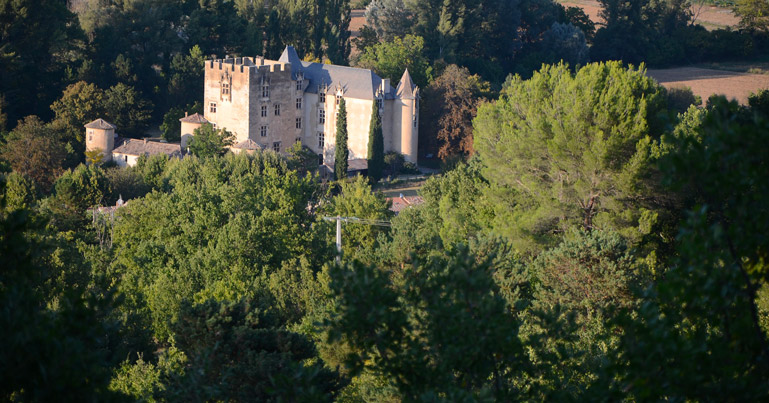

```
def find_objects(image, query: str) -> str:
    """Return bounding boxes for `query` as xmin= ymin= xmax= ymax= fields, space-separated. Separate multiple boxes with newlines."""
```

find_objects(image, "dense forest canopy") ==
xmin=2 ymin=0 xmax=769 ymax=399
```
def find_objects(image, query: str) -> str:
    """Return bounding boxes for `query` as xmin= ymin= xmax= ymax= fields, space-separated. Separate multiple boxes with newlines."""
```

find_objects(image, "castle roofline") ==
xmin=84 ymin=118 xmax=116 ymax=130
xmin=179 ymin=113 xmax=208 ymax=124
xmin=396 ymin=69 xmax=418 ymax=99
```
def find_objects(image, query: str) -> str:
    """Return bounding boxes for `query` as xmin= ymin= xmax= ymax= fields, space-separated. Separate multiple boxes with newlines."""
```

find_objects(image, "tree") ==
xmin=187 ymin=123 xmax=234 ymax=158
xmin=0 ymin=0 xmax=84 ymax=125
xmin=103 ymin=83 xmax=153 ymax=138
xmin=607 ymin=97 xmax=769 ymax=400
xmin=334 ymin=98 xmax=349 ymax=181
xmin=366 ymin=101 xmax=385 ymax=182
xmin=85 ymin=149 xmax=105 ymax=166
xmin=50 ymin=81 xmax=105 ymax=149
xmin=473 ymin=62 xmax=670 ymax=253
xmin=168 ymin=45 xmax=206 ymax=108
xmin=323 ymin=175 xmax=392 ymax=262
xmin=364 ymin=0 xmax=414 ymax=41
xmin=733 ymin=0 xmax=769 ymax=31
xmin=420 ymin=64 xmax=488 ymax=161
xmin=43 ymin=164 xmax=111 ymax=231
xmin=158 ymin=299 xmax=341 ymax=401
xmin=0 ymin=175 xmax=121 ymax=401
xmin=326 ymin=245 xmax=527 ymax=400
xmin=0 ymin=116 xmax=67 ymax=193
xmin=356 ymin=35 xmax=432 ymax=88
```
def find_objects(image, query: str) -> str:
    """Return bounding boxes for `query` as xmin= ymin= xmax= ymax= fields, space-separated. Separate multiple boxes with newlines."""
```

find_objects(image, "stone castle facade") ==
xmin=203 ymin=46 xmax=419 ymax=164
xmin=84 ymin=46 xmax=419 ymax=168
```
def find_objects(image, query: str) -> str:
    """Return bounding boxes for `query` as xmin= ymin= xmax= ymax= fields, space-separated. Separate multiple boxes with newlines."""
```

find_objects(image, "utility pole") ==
xmin=322 ymin=216 xmax=391 ymax=263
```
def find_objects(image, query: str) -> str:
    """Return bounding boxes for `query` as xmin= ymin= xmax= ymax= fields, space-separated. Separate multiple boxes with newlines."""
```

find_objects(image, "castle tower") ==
xmin=84 ymin=118 xmax=116 ymax=163
xmin=179 ymin=112 xmax=209 ymax=149
xmin=394 ymin=69 xmax=419 ymax=164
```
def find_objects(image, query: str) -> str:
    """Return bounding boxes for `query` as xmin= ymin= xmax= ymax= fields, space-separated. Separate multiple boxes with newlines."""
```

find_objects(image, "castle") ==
xmin=203 ymin=46 xmax=419 ymax=165
xmin=85 ymin=46 xmax=420 ymax=168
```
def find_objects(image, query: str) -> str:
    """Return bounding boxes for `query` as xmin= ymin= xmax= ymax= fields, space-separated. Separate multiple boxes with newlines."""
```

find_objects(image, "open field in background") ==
xmin=647 ymin=67 xmax=769 ymax=105
xmin=558 ymin=0 xmax=739 ymax=29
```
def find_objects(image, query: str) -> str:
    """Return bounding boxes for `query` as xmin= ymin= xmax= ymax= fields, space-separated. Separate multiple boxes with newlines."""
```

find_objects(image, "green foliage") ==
xmin=2 ymin=172 xmax=36 ymax=211
xmin=161 ymin=299 xmax=341 ymax=401
xmin=50 ymin=81 xmax=105 ymax=148
xmin=364 ymin=0 xmax=414 ymax=41
xmin=324 ymin=176 xmax=392 ymax=262
xmin=734 ymin=0 xmax=769 ymax=31
xmin=44 ymin=164 xmax=111 ymax=232
xmin=335 ymin=98 xmax=349 ymax=181
xmin=605 ymin=96 xmax=769 ymax=400
xmin=367 ymin=100 xmax=385 ymax=182
xmin=356 ymin=34 xmax=432 ymax=88
xmin=111 ymin=153 xmax=329 ymax=340
xmin=187 ymin=123 xmax=234 ymax=158
xmin=327 ymin=245 xmax=526 ymax=400
xmin=287 ymin=142 xmax=320 ymax=174
xmin=168 ymin=46 xmax=205 ymax=107
xmin=103 ymin=83 xmax=153 ymax=138
xmin=474 ymin=62 xmax=670 ymax=253
xmin=1 ymin=116 xmax=68 ymax=193
xmin=0 ymin=175 xmax=121 ymax=401
xmin=0 ymin=0 xmax=84 ymax=125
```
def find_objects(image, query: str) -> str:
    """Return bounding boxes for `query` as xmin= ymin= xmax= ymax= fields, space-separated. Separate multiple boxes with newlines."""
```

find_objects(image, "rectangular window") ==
xmin=295 ymin=137 xmax=301 ymax=144
xmin=222 ymin=82 xmax=230 ymax=95
xmin=319 ymin=109 xmax=325 ymax=124
xmin=261 ymin=105 xmax=267 ymax=117
xmin=260 ymin=126 xmax=268 ymax=137
xmin=376 ymin=98 xmax=383 ymax=111
xmin=414 ymin=116 xmax=418 ymax=127
xmin=89 ymin=134 xmax=93 ymax=141
xmin=318 ymin=131 xmax=324 ymax=148
xmin=296 ymin=98 xmax=302 ymax=109
xmin=262 ymin=85 xmax=269 ymax=98
xmin=318 ymin=153 xmax=323 ymax=165
xmin=273 ymin=141 xmax=281 ymax=153
xmin=296 ymin=118 xmax=302 ymax=129
xmin=274 ymin=104 xmax=280 ymax=116
xmin=209 ymin=102 xmax=217 ymax=113
xmin=319 ymin=92 xmax=325 ymax=103
xmin=336 ymin=95 xmax=341 ymax=105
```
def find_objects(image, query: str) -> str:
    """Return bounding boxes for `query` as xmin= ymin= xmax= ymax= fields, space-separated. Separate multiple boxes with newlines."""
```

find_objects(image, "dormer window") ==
xmin=262 ymin=85 xmax=270 ymax=98
xmin=319 ymin=91 xmax=325 ymax=103
xmin=336 ymin=95 xmax=341 ymax=105
xmin=376 ymin=98 xmax=383 ymax=111
xmin=222 ymin=82 xmax=230 ymax=95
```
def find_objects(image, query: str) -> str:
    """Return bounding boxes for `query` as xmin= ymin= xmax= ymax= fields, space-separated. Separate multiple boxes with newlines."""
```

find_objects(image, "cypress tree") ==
xmin=367 ymin=100 xmax=385 ymax=182
xmin=334 ymin=97 xmax=349 ymax=181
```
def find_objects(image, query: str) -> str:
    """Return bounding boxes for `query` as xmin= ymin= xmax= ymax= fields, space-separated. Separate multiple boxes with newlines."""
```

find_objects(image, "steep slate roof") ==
xmin=112 ymin=139 xmax=183 ymax=158
xmin=232 ymin=139 xmax=265 ymax=150
xmin=279 ymin=46 xmax=397 ymax=100
xmin=84 ymin=118 xmax=116 ymax=130
xmin=179 ymin=113 xmax=209 ymax=124
xmin=395 ymin=69 xmax=417 ymax=99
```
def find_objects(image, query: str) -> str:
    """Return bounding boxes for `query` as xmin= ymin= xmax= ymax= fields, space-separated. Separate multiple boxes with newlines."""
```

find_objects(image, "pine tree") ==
xmin=367 ymin=100 xmax=385 ymax=182
xmin=334 ymin=98 xmax=349 ymax=181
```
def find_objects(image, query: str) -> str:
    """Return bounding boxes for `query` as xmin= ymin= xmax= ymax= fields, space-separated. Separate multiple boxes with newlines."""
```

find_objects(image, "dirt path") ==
xmin=647 ymin=67 xmax=769 ymax=105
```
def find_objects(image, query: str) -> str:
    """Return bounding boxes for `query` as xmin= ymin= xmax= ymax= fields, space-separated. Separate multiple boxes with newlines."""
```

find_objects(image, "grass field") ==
xmin=647 ymin=67 xmax=769 ymax=105
xmin=557 ymin=0 xmax=739 ymax=29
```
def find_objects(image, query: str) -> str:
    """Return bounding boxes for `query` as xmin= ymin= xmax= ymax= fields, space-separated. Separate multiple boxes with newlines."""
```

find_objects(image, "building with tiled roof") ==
xmin=230 ymin=138 xmax=265 ymax=155
xmin=204 ymin=46 xmax=419 ymax=167
xmin=112 ymin=138 xmax=183 ymax=167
